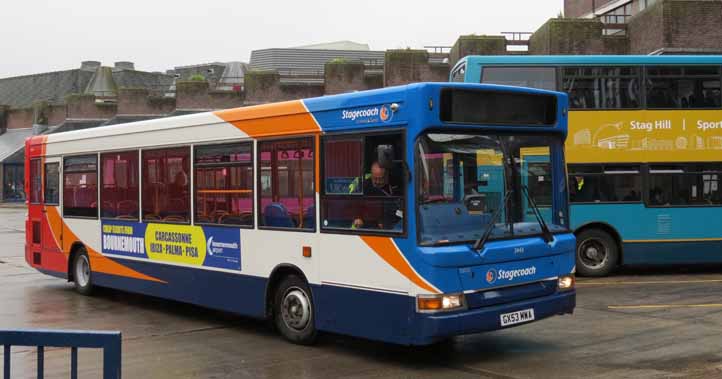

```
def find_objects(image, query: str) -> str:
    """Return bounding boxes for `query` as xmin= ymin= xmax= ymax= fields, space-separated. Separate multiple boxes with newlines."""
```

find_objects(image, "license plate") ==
xmin=500 ymin=308 xmax=535 ymax=327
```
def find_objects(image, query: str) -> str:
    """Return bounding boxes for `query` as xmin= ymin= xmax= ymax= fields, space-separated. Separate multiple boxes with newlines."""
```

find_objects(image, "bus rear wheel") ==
xmin=273 ymin=275 xmax=317 ymax=345
xmin=575 ymin=229 xmax=618 ymax=277
xmin=72 ymin=247 xmax=94 ymax=296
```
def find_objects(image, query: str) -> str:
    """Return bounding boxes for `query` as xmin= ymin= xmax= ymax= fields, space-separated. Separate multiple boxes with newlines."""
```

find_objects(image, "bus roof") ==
xmin=29 ymin=82 xmax=567 ymax=152
xmin=456 ymin=55 xmax=722 ymax=70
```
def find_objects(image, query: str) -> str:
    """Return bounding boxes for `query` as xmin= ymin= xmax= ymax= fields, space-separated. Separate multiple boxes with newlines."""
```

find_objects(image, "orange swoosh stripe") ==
xmin=46 ymin=207 xmax=165 ymax=283
xmin=214 ymin=100 xmax=320 ymax=138
xmin=360 ymin=236 xmax=439 ymax=294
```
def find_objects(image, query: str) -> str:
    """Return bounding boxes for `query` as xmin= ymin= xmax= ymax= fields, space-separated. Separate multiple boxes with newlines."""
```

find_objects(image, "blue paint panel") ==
xmin=411 ymin=290 xmax=575 ymax=345
xmin=623 ymin=241 xmax=722 ymax=264
xmin=313 ymin=283 xmax=575 ymax=346
xmin=313 ymin=285 xmax=415 ymax=344
xmin=92 ymin=258 xmax=267 ymax=318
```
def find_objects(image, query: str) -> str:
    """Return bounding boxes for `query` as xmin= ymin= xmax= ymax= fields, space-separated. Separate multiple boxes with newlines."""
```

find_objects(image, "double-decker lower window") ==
xmin=649 ymin=164 xmax=721 ymax=206
xmin=195 ymin=143 xmax=254 ymax=226
xmin=258 ymin=138 xmax=315 ymax=230
xmin=569 ymin=165 xmax=642 ymax=203
xmin=63 ymin=155 xmax=98 ymax=218
xmin=142 ymin=147 xmax=190 ymax=223
xmin=101 ymin=151 xmax=139 ymax=219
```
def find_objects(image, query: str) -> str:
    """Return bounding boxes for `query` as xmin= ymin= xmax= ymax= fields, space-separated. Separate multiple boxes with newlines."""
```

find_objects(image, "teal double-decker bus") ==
xmin=453 ymin=55 xmax=722 ymax=276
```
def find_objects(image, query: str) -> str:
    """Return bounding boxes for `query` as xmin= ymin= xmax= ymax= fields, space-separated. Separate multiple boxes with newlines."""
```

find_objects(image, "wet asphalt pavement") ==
xmin=1 ymin=206 xmax=722 ymax=378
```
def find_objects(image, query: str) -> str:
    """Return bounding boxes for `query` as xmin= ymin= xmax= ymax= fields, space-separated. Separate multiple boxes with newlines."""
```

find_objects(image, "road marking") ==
xmin=578 ymin=279 xmax=722 ymax=286
xmin=609 ymin=303 xmax=722 ymax=310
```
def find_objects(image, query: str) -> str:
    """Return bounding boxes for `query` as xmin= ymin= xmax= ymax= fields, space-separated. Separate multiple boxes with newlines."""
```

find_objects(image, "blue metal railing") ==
xmin=0 ymin=329 xmax=121 ymax=379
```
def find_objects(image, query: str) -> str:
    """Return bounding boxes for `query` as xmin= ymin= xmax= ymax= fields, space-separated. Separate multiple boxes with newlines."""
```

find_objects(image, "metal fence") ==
xmin=0 ymin=329 xmax=121 ymax=379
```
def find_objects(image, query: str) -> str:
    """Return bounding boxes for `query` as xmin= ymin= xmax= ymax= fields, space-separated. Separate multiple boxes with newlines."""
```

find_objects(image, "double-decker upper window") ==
xmin=645 ymin=66 xmax=721 ymax=109
xmin=195 ymin=143 xmax=254 ymax=227
xmin=482 ymin=67 xmax=557 ymax=91
xmin=142 ymin=147 xmax=190 ymax=223
xmin=101 ymin=151 xmax=139 ymax=219
xmin=64 ymin=155 xmax=98 ymax=218
xmin=562 ymin=66 xmax=641 ymax=109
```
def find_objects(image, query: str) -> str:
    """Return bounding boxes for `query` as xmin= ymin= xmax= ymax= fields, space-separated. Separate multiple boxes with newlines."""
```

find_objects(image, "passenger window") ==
xmin=195 ymin=143 xmax=254 ymax=227
xmin=648 ymin=164 xmax=722 ymax=206
xmin=645 ymin=66 xmax=721 ymax=109
xmin=321 ymin=133 xmax=405 ymax=233
xmin=482 ymin=67 xmax=557 ymax=91
xmin=63 ymin=155 xmax=98 ymax=218
xmin=44 ymin=162 xmax=59 ymax=205
xmin=142 ymin=147 xmax=190 ymax=223
xmin=562 ymin=66 xmax=640 ymax=109
xmin=258 ymin=138 xmax=315 ymax=230
xmin=569 ymin=164 xmax=641 ymax=203
xmin=101 ymin=151 xmax=139 ymax=220
xmin=29 ymin=159 xmax=42 ymax=204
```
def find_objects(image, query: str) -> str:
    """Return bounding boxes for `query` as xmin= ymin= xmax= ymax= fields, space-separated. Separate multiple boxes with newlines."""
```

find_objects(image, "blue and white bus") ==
xmin=26 ymin=82 xmax=575 ymax=345
xmin=453 ymin=55 xmax=722 ymax=276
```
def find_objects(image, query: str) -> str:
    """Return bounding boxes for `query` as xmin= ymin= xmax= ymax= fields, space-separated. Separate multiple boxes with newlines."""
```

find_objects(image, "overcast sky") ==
xmin=1 ymin=0 xmax=562 ymax=78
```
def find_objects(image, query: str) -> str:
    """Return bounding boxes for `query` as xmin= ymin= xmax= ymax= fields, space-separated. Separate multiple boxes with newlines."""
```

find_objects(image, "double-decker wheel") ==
xmin=576 ymin=229 xmax=618 ymax=277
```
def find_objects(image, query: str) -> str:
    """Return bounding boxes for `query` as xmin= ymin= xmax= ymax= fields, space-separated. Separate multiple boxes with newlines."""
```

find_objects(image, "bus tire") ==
xmin=575 ymin=229 xmax=618 ymax=277
xmin=72 ymin=247 xmax=94 ymax=296
xmin=273 ymin=275 xmax=317 ymax=345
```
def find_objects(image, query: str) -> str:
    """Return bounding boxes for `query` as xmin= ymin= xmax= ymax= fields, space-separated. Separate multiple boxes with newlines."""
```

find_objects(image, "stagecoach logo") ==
xmin=486 ymin=269 xmax=497 ymax=284
xmin=341 ymin=104 xmax=393 ymax=124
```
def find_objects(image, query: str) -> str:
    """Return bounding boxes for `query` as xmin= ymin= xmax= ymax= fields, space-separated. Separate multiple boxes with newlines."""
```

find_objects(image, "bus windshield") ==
xmin=416 ymin=132 xmax=567 ymax=246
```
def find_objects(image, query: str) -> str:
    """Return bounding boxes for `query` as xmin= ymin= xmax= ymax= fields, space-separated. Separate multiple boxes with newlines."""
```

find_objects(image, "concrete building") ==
xmin=0 ymin=62 xmax=175 ymax=202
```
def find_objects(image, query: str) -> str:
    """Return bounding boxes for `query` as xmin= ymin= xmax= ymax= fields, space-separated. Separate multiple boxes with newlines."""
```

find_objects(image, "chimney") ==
xmin=114 ymin=61 xmax=135 ymax=71
xmin=80 ymin=61 xmax=101 ymax=71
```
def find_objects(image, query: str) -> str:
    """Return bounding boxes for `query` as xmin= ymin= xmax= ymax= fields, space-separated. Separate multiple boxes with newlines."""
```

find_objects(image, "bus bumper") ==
xmin=412 ymin=290 xmax=575 ymax=345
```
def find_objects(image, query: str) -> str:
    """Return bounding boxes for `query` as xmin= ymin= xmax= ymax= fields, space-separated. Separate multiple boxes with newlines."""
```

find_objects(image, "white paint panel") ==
xmin=44 ymin=113 xmax=248 ymax=156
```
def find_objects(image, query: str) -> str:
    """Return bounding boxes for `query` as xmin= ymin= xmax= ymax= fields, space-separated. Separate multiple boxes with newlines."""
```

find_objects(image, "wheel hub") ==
xmin=579 ymin=239 xmax=608 ymax=269
xmin=281 ymin=288 xmax=310 ymax=331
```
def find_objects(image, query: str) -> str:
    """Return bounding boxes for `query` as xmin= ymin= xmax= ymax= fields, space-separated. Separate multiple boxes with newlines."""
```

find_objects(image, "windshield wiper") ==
xmin=521 ymin=185 xmax=554 ymax=243
xmin=473 ymin=189 xmax=512 ymax=251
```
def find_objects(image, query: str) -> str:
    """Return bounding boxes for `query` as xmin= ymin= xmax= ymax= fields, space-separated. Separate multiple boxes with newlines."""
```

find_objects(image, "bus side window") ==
xmin=29 ymin=158 xmax=42 ymax=204
xmin=101 ymin=151 xmax=139 ymax=220
xmin=44 ymin=162 xmax=59 ymax=205
xmin=258 ymin=138 xmax=315 ymax=231
xmin=194 ymin=143 xmax=254 ymax=227
xmin=64 ymin=155 xmax=98 ymax=218
xmin=321 ymin=133 xmax=405 ymax=234
xmin=142 ymin=147 xmax=190 ymax=223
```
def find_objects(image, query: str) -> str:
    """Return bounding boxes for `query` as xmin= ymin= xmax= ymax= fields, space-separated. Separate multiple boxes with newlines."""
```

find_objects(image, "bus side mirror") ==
xmin=376 ymin=145 xmax=394 ymax=169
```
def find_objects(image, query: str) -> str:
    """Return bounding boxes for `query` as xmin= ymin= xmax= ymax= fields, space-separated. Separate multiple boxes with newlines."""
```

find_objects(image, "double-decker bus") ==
xmin=453 ymin=55 xmax=722 ymax=276
xmin=25 ymin=83 xmax=575 ymax=345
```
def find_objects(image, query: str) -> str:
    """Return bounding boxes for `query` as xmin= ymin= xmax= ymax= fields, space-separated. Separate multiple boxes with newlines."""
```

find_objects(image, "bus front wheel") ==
xmin=273 ymin=275 xmax=317 ymax=345
xmin=72 ymin=247 xmax=94 ymax=295
xmin=575 ymin=229 xmax=618 ymax=277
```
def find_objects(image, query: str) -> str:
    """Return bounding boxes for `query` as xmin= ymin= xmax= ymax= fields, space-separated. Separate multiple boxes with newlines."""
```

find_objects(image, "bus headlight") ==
xmin=417 ymin=293 xmax=467 ymax=313
xmin=558 ymin=275 xmax=575 ymax=291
